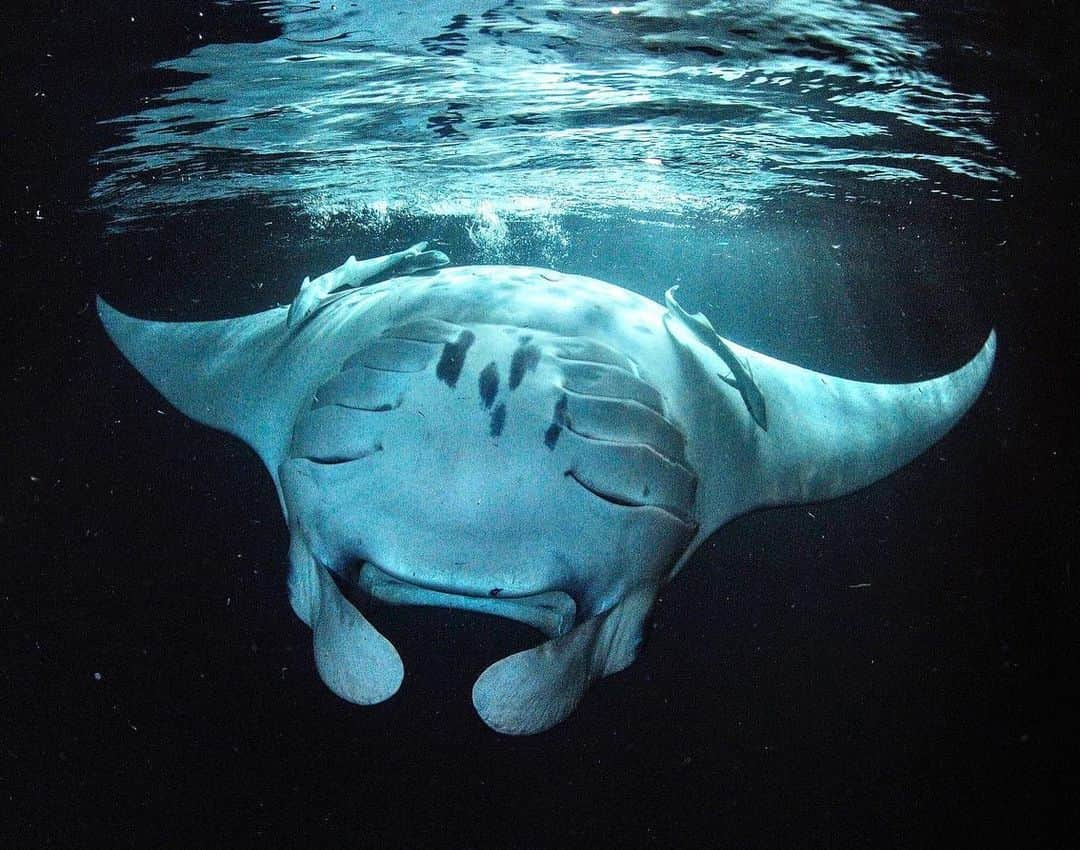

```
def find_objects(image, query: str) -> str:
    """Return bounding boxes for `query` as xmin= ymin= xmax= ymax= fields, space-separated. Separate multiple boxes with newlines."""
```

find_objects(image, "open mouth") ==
xmin=343 ymin=562 xmax=577 ymax=639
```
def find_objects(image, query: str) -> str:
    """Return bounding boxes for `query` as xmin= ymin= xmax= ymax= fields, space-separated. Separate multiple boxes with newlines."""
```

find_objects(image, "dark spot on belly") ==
xmin=634 ymin=323 xmax=654 ymax=335
xmin=509 ymin=340 xmax=541 ymax=389
xmin=478 ymin=361 xmax=499 ymax=409
xmin=489 ymin=587 xmax=503 ymax=597
xmin=553 ymin=393 xmax=569 ymax=425
xmin=543 ymin=393 xmax=569 ymax=450
xmin=489 ymin=402 xmax=507 ymax=437
xmin=435 ymin=329 xmax=475 ymax=388
xmin=544 ymin=423 xmax=561 ymax=450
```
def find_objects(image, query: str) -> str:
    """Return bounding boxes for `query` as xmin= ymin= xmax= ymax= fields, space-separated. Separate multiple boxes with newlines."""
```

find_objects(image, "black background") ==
xmin=2 ymin=2 xmax=1075 ymax=846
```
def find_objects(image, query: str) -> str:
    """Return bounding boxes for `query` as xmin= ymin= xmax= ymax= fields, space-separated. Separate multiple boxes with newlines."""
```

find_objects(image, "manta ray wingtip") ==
xmin=96 ymin=294 xmax=148 ymax=352
xmin=95 ymin=293 xmax=125 ymax=328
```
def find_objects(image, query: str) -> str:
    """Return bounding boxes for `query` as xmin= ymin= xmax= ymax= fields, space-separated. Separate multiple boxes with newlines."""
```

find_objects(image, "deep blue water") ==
xmin=2 ymin=2 xmax=1075 ymax=846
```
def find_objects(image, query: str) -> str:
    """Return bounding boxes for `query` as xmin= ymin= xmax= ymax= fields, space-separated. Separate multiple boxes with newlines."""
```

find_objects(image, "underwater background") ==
xmin=2 ymin=1 xmax=1075 ymax=846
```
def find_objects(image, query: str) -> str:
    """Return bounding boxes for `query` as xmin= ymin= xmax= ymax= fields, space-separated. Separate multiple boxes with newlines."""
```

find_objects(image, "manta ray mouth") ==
xmin=347 ymin=562 xmax=578 ymax=639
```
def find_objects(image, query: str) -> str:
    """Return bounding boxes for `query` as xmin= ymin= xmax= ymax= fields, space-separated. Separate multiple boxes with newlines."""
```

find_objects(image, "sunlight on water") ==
xmin=90 ymin=0 xmax=1014 ymax=232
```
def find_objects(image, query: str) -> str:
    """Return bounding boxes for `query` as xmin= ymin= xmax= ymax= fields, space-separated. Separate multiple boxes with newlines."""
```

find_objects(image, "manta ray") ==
xmin=98 ymin=241 xmax=995 ymax=735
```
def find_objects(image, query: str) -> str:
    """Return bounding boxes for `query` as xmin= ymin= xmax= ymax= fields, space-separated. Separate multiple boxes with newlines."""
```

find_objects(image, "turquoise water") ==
xmin=92 ymin=0 xmax=1013 ymax=233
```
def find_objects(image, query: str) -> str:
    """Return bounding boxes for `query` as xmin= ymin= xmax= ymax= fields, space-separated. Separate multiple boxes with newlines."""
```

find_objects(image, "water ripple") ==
xmin=90 ymin=0 xmax=1015 ymax=231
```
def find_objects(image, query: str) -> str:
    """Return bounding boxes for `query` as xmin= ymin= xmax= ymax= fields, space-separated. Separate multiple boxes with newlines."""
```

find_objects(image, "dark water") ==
xmin=2 ymin=2 xmax=1075 ymax=846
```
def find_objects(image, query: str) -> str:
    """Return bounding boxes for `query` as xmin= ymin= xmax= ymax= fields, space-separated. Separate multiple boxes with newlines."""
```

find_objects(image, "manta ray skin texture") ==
xmin=98 ymin=248 xmax=995 ymax=735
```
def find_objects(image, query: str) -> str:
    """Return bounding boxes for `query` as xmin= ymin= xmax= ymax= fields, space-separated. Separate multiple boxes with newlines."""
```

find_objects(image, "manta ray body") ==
xmin=98 ymin=245 xmax=995 ymax=734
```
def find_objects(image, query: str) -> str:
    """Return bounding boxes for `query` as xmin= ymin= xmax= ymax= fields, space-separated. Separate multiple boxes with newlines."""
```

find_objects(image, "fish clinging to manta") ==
xmin=98 ymin=241 xmax=995 ymax=735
